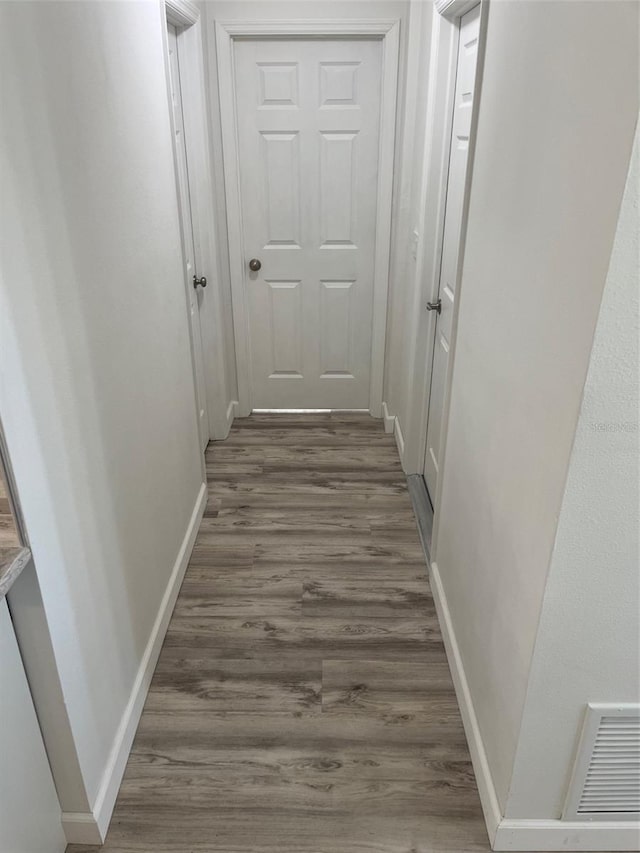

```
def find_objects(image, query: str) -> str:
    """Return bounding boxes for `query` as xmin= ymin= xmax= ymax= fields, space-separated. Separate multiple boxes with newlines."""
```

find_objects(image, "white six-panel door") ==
xmin=423 ymin=5 xmax=480 ymax=499
xmin=234 ymin=38 xmax=382 ymax=409
xmin=167 ymin=24 xmax=209 ymax=450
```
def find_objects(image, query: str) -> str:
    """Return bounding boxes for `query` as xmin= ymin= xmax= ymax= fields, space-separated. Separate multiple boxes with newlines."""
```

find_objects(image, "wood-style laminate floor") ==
xmin=0 ymin=465 xmax=21 ymax=551
xmin=68 ymin=414 xmax=490 ymax=853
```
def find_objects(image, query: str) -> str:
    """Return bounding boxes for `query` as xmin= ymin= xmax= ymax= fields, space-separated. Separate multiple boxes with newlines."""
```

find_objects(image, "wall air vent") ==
xmin=563 ymin=704 xmax=640 ymax=821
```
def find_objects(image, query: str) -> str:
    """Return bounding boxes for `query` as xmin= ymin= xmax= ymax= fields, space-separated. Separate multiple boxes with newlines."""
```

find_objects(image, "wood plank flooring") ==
xmin=0 ymin=464 xmax=21 ymax=551
xmin=0 ymin=462 xmax=24 ymax=589
xmin=68 ymin=414 xmax=490 ymax=853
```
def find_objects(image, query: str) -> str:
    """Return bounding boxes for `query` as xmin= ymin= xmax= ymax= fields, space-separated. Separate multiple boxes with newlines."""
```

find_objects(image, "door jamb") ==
xmin=400 ymin=0 xmax=488 ymax=555
xmin=164 ymin=0 xmax=232 ymax=442
xmin=215 ymin=19 xmax=401 ymax=418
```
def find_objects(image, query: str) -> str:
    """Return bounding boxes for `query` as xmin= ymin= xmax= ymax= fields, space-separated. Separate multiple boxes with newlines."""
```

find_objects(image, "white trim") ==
xmin=429 ymin=559 xmax=502 ymax=846
xmin=165 ymin=0 xmax=199 ymax=28
xmin=493 ymin=819 xmax=640 ymax=851
xmin=61 ymin=813 xmax=103 ymax=846
xmin=215 ymin=20 xmax=251 ymax=416
xmin=394 ymin=414 xmax=405 ymax=462
xmin=369 ymin=20 xmax=400 ymax=419
xmin=219 ymin=19 xmax=399 ymax=37
xmin=435 ymin=0 xmax=481 ymax=21
xmin=381 ymin=401 xmax=405 ymax=462
xmin=382 ymin=401 xmax=395 ymax=434
xmin=215 ymin=18 xmax=400 ymax=419
xmin=223 ymin=399 xmax=239 ymax=436
xmin=61 ymin=483 xmax=207 ymax=845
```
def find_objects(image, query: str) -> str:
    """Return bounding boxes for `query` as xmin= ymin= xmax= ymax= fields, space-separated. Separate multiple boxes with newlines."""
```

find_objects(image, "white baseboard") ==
xmin=430 ymin=560 xmax=640 ymax=852
xmin=429 ymin=560 xmax=502 ymax=845
xmin=61 ymin=812 xmax=103 ymax=845
xmin=210 ymin=398 xmax=238 ymax=441
xmin=61 ymin=482 xmax=207 ymax=844
xmin=493 ymin=819 xmax=640 ymax=851
xmin=381 ymin=400 xmax=405 ymax=465
xmin=394 ymin=415 xmax=405 ymax=463
xmin=222 ymin=399 xmax=238 ymax=437
xmin=381 ymin=401 xmax=395 ymax=434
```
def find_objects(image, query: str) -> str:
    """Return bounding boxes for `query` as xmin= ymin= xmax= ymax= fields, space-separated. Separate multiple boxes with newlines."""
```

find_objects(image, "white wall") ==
xmin=504 ymin=122 xmax=640 ymax=820
xmin=0 ymin=0 xmax=205 ymax=833
xmin=431 ymin=0 xmax=639 ymax=811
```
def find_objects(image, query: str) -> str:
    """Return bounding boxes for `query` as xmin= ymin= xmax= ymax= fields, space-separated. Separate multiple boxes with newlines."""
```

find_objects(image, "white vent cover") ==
xmin=563 ymin=703 xmax=640 ymax=821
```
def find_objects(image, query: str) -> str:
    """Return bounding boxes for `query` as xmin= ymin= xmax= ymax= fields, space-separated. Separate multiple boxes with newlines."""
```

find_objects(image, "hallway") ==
xmin=69 ymin=413 xmax=488 ymax=853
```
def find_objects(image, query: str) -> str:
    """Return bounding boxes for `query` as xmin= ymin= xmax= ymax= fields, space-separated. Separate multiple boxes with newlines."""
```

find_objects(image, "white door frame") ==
xmin=164 ymin=0 xmax=232 ymax=442
xmin=399 ymin=0 xmax=488 ymax=526
xmin=215 ymin=18 xmax=400 ymax=418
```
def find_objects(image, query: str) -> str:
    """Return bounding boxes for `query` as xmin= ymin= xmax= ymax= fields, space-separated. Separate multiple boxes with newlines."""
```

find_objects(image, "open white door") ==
xmin=423 ymin=4 xmax=481 ymax=501
xmin=167 ymin=23 xmax=209 ymax=451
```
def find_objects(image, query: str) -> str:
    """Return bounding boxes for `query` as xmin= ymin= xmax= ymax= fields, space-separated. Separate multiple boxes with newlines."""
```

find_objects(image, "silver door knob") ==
xmin=193 ymin=275 xmax=207 ymax=289
xmin=249 ymin=258 xmax=262 ymax=272
xmin=426 ymin=299 xmax=441 ymax=314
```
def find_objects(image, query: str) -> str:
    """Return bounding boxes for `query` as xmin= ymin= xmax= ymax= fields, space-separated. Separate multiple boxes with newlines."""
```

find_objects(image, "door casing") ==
xmin=164 ymin=0 xmax=232 ymax=443
xmin=216 ymin=18 xmax=400 ymax=417
xmin=396 ymin=0 xmax=488 ymax=556
xmin=422 ymin=2 xmax=481 ymax=500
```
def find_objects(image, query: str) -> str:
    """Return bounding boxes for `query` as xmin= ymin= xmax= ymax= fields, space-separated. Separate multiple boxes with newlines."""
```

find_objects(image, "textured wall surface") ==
xmin=505 ymin=122 xmax=639 ymax=819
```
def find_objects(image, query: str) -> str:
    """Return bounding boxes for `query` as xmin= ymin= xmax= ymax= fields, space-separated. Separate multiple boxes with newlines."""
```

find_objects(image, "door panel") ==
xmin=320 ymin=280 xmax=354 ymax=376
xmin=320 ymin=131 xmax=358 ymax=245
xmin=261 ymin=131 xmax=301 ymax=245
xmin=266 ymin=280 xmax=303 ymax=377
xmin=167 ymin=24 xmax=209 ymax=450
xmin=234 ymin=39 xmax=382 ymax=409
xmin=424 ymin=5 xmax=481 ymax=499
